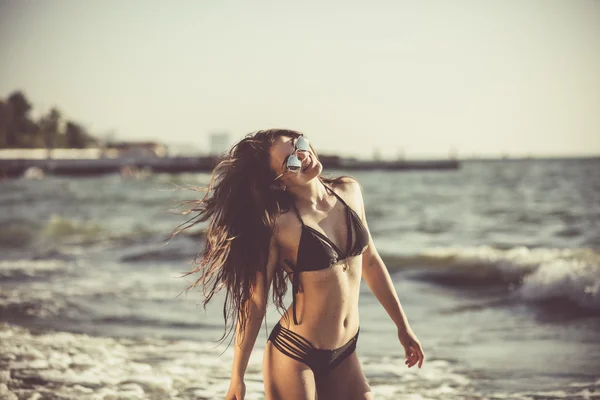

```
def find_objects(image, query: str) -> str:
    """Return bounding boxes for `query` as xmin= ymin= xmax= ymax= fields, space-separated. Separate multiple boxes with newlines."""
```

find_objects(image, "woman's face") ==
xmin=269 ymin=135 xmax=322 ymax=188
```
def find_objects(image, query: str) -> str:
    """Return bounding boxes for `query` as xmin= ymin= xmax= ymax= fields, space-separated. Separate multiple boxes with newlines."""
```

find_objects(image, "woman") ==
xmin=178 ymin=129 xmax=424 ymax=399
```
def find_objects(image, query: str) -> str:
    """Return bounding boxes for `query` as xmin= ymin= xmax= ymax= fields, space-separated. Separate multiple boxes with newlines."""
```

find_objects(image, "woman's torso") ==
xmin=274 ymin=182 xmax=368 ymax=349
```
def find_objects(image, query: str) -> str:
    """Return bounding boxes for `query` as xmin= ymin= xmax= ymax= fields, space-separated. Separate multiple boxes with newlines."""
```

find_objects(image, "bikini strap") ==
xmin=287 ymin=197 xmax=303 ymax=325
xmin=324 ymin=183 xmax=353 ymax=254
xmin=291 ymin=185 xmax=346 ymax=225
xmin=289 ymin=201 xmax=305 ymax=227
xmin=323 ymin=184 xmax=350 ymax=208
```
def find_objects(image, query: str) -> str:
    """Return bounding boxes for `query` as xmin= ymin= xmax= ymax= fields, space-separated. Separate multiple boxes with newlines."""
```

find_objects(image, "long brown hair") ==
xmin=173 ymin=129 xmax=338 ymax=345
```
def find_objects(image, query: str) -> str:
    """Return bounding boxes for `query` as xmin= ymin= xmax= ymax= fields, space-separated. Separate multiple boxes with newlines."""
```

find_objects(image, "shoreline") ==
xmin=0 ymin=155 xmax=460 ymax=178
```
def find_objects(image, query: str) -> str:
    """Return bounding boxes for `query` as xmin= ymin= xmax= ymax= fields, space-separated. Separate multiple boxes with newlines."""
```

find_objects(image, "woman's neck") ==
xmin=289 ymin=179 xmax=331 ymax=210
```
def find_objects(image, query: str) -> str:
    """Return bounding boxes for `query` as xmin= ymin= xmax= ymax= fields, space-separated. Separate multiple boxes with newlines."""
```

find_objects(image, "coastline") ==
xmin=0 ymin=154 xmax=460 ymax=178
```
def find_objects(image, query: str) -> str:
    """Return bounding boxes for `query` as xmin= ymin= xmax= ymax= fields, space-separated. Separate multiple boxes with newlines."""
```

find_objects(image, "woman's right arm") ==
xmin=226 ymin=233 xmax=280 ymax=400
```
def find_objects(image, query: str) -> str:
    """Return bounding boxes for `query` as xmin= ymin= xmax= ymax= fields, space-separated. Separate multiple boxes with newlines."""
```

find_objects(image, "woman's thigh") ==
xmin=316 ymin=352 xmax=374 ymax=400
xmin=262 ymin=341 xmax=318 ymax=400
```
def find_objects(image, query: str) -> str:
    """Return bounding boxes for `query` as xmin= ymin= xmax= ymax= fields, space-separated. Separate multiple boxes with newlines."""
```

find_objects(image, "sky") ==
xmin=0 ymin=0 xmax=599 ymax=159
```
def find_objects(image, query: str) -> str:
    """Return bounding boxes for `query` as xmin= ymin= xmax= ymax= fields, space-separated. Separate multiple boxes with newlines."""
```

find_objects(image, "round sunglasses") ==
xmin=274 ymin=135 xmax=310 ymax=181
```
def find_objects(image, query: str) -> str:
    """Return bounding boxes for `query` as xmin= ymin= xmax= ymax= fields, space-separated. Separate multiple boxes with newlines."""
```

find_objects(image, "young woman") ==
xmin=178 ymin=129 xmax=424 ymax=399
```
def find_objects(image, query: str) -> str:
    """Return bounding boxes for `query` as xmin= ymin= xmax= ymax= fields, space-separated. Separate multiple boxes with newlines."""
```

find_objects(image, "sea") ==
xmin=1 ymin=158 xmax=599 ymax=400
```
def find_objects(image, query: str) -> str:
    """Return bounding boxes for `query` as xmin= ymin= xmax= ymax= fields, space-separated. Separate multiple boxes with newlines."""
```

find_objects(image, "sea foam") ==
xmin=384 ymin=246 xmax=600 ymax=311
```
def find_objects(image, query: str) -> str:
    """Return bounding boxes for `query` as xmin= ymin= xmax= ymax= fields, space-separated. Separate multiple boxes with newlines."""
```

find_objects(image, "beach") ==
xmin=1 ymin=158 xmax=599 ymax=399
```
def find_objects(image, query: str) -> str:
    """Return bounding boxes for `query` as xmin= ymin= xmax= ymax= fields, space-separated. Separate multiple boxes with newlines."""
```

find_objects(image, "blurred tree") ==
xmin=5 ymin=91 xmax=32 ymax=147
xmin=39 ymin=107 xmax=62 ymax=149
xmin=0 ymin=90 xmax=101 ymax=149
xmin=65 ymin=121 xmax=97 ymax=148
xmin=20 ymin=120 xmax=44 ymax=148
xmin=0 ymin=100 xmax=8 ymax=147
xmin=102 ymin=130 xmax=117 ymax=145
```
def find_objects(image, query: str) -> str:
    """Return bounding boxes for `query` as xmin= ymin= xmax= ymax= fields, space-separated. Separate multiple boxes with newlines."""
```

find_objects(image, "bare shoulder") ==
xmin=271 ymin=207 xmax=301 ymax=250
xmin=330 ymin=176 xmax=365 ymax=213
xmin=331 ymin=176 xmax=363 ymax=199
xmin=274 ymin=208 xmax=297 ymax=231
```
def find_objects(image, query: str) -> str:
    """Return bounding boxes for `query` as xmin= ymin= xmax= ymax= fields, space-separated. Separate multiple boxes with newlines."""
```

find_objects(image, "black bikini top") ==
xmin=284 ymin=184 xmax=369 ymax=325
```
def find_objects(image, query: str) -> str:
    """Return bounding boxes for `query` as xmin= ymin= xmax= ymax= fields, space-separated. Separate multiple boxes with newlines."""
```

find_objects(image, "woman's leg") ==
xmin=316 ymin=351 xmax=373 ymax=400
xmin=263 ymin=340 xmax=318 ymax=400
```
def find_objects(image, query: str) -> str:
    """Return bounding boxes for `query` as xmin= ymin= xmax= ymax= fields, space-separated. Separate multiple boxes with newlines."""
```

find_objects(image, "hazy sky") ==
xmin=1 ymin=0 xmax=599 ymax=158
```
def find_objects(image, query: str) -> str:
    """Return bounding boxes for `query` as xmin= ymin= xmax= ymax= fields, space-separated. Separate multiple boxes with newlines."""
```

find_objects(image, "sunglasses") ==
xmin=274 ymin=135 xmax=310 ymax=181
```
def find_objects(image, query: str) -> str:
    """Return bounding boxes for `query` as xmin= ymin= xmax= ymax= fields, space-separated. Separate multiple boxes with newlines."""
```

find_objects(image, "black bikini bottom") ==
xmin=267 ymin=321 xmax=359 ymax=379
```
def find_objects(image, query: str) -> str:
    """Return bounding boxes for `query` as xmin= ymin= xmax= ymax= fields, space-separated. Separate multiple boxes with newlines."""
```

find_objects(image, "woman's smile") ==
xmin=301 ymin=154 xmax=314 ymax=172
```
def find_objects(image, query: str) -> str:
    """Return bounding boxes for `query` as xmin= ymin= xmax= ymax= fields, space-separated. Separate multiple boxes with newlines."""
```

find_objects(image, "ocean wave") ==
xmin=121 ymin=244 xmax=199 ymax=263
xmin=0 ymin=259 xmax=73 ymax=281
xmin=519 ymin=257 xmax=600 ymax=311
xmin=0 ymin=215 xmax=160 ymax=248
xmin=95 ymin=315 xmax=217 ymax=330
xmin=382 ymin=246 xmax=600 ymax=312
xmin=0 ymin=323 xmax=483 ymax=400
xmin=0 ymin=221 xmax=37 ymax=248
xmin=416 ymin=218 xmax=455 ymax=235
xmin=0 ymin=288 xmax=69 ymax=319
xmin=2 ymin=323 xmax=595 ymax=400
xmin=0 ymin=323 xmax=266 ymax=400
xmin=40 ymin=215 xmax=116 ymax=245
xmin=120 ymin=232 xmax=204 ymax=263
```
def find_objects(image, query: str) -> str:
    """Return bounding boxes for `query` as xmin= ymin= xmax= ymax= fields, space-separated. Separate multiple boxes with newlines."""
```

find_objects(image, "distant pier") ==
xmin=0 ymin=155 xmax=460 ymax=178
xmin=326 ymin=156 xmax=460 ymax=171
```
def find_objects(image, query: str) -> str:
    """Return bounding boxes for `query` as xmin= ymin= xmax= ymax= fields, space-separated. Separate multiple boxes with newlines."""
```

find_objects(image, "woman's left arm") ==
xmin=346 ymin=179 xmax=425 ymax=369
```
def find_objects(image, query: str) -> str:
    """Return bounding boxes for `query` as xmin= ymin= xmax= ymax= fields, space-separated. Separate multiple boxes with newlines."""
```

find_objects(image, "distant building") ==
xmin=372 ymin=147 xmax=382 ymax=161
xmin=397 ymin=147 xmax=405 ymax=160
xmin=104 ymin=141 xmax=168 ymax=159
xmin=209 ymin=132 xmax=230 ymax=156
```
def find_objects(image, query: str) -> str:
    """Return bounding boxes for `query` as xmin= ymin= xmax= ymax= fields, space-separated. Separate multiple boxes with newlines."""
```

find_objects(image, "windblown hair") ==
xmin=173 ymin=129 xmax=338 ymax=345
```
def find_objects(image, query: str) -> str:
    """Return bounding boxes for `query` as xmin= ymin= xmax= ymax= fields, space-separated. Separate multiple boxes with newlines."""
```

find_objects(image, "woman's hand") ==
xmin=225 ymin=378 xmax=246 ymax=400
xmin=397 ymin=327 xmax=425 ymax=369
